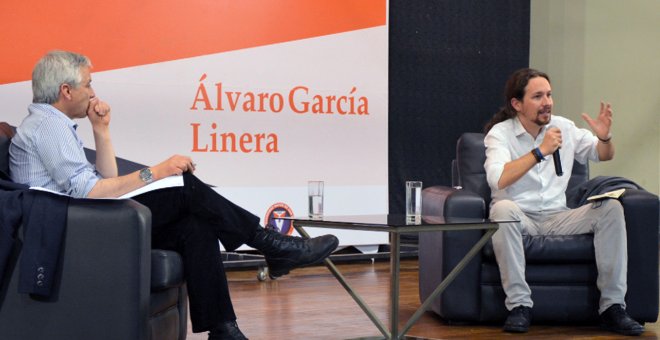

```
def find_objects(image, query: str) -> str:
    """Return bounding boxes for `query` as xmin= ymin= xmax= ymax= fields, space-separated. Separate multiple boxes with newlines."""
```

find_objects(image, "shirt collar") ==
xmin=28 ymin=103 xmax=78 ymax=130
xmin=512 ymin=115 xmax=550 ymax=140
xmin=512 ymin=116 xmax=527 ymax=137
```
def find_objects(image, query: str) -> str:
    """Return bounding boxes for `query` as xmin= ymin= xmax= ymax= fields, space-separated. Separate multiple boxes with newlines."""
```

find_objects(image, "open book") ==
xmin=586 ymin=188 xmax=626 ymax=202
xmin=119 ymin=175 xmax=184 ymax=198
xmin=29 ymin=175 xmax=184 ymax=199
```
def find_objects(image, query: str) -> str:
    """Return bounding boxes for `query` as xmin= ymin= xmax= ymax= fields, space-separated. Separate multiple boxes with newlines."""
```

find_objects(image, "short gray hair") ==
xmin=32 ymin=51 xmax=92 ymax=104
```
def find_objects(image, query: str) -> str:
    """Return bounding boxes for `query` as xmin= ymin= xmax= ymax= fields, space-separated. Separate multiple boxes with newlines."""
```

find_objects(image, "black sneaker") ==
xmin=503 ymin=306 xmax=532 ymax=333
xmin=209 ymin=320 xmax=248 ymax=340
xmin=600 ymin=304 xmax=644 ymax=336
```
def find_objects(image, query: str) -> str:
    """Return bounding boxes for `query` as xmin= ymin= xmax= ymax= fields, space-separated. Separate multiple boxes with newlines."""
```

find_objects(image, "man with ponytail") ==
xmin=483 ymin=68 xmax=642 ymax=336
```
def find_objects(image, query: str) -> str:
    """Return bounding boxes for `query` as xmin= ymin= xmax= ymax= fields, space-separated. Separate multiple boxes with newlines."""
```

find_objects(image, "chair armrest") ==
xmin=619 ymin=189 xmax=659 ymax=322
xmin=0 ymin=198 xmax=153 ymax=340
xmin=422 ymin=185 xmax=486 ymax=218
xmin=151 ymin=249 xmax=184 ymax=291
xmin=419 ymin=186 xmax=487 ymax=321
xmin=422 ymin=186 xmax=455 ymax=217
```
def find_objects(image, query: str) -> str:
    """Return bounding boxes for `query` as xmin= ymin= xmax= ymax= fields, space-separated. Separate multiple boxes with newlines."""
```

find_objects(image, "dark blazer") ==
xmin=0 ymin=179 xmax=69 ymax=297
xmin=568 ymin=175 xmax=644 ymax=208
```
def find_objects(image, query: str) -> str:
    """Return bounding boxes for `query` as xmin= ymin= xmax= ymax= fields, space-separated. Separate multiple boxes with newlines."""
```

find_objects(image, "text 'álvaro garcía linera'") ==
xmin=189 ymin=74 xmax=370 ymax=153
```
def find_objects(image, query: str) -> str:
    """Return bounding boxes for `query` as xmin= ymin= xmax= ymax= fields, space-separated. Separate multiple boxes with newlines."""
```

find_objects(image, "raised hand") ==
xmin=87 ymin=97 xmax=111 ymax=127
xmin=581 ymin=102 xmax=612 ymax=141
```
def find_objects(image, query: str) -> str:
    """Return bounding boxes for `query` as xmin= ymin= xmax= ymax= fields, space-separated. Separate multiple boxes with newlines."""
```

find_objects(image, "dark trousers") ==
xmin=133 ymin=173 xmax=260 ymax=333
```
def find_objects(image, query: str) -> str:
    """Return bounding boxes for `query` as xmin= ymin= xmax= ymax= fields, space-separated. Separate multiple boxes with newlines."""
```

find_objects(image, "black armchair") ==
xmin=0 ymin=122 xmax=188 ymax=340
xmin=419 ymin=132 xmax=659 ymax=324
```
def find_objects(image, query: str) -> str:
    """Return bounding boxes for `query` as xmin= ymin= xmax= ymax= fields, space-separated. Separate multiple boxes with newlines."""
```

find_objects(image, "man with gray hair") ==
xmin=10 ymin=50 xmax=339 ymax=340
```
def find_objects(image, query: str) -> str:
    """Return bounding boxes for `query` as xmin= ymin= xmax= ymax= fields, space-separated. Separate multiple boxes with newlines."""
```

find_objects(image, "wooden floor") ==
xmin=185 ymin=259 xmax=659 ymax=339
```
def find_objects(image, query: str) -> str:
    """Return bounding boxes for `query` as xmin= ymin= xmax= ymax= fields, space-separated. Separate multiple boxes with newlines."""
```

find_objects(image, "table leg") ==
xmin=293 ymin=224 xmax=391 ymax=338
xmin=390 ymin=233 xmax=400 ymax=339
xmin=397 ymin=228 xmax=497 ymax=337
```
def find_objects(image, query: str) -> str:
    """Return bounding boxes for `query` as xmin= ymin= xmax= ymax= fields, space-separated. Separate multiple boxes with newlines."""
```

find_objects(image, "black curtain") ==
xmin=388 ymin=0 xmax=530 ymax=217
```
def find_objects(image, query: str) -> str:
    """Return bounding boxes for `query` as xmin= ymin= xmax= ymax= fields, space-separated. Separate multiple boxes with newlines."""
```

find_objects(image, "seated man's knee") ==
xmin=490 ymin=200 xmax=526 ymax=242
xmin=595 ymin=199 xmax=626 ymax=232
xmin=600 ymin=199 xmax=624 ymax=215
xmin=490 ymin=200 xmax=521 ymax=220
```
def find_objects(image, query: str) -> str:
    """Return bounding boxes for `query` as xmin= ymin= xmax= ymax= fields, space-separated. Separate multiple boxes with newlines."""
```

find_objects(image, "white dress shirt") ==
xmin=484 ymin=115 xmax=599 ymax=213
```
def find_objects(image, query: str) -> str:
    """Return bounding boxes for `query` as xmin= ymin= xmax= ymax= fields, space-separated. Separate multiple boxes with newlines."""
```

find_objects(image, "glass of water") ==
xmin=308 ymin=181 xmax=324 ymax=219
xmin=405 ymin=181 xmax=422 ymax=221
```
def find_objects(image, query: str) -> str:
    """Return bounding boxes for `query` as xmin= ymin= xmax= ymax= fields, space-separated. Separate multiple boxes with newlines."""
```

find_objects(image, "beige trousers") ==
xmin=489 ymin=199 xmax=627 ymax=314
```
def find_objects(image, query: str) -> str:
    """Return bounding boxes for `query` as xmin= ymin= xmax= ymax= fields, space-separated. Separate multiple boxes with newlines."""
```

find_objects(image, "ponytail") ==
xmin=484 ymin=68 xmax=550 ymax=133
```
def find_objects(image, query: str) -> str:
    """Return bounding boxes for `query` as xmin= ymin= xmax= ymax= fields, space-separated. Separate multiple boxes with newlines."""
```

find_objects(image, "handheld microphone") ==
xmin=548 ymin=125 xmax=563 ymax=176
xmin=552 ymin=149 xmax=563 ymax=176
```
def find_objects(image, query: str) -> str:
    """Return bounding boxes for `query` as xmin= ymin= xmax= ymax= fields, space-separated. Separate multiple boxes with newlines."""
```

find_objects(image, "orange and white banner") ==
xmin=1 ymin=0 xmax=388 ymax=246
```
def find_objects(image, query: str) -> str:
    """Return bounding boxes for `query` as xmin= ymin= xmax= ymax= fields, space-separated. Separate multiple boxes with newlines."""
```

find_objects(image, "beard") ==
xmin=534 ymin=106 xmax=552 ymax=125
xmin=534 ymin=116 xmax=550 ymax=126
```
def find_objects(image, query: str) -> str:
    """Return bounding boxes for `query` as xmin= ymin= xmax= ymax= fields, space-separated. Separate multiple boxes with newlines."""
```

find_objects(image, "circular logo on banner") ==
xmin=264 ymin=203 xmax=295 ymax=235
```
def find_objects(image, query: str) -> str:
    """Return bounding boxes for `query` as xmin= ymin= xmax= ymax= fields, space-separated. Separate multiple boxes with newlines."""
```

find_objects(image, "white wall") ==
xmin=530 ymin=0 xmax=659 ymax=194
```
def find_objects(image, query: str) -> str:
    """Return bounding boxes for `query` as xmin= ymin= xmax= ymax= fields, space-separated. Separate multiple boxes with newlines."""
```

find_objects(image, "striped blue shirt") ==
xmin=9 ymin=103 xmax=100 ymax=198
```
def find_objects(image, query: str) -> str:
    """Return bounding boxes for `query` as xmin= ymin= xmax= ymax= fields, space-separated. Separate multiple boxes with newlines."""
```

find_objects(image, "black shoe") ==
xmin=503 ymin=306 xmax=532 ymax=333
xmin=600 ymin=304 xmax=644 ymax=336
xmin=249 ymin=227 xmax=339 ymax=279
xmin=208 ymin=320 xmax=248 ymax=340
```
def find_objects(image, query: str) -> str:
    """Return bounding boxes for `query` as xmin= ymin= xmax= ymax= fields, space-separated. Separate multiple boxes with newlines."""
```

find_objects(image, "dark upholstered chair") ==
xmin=419 ymin=132 xmax=659 ymax=324
xmin=0 ymin=122 xmax=188 ymax=340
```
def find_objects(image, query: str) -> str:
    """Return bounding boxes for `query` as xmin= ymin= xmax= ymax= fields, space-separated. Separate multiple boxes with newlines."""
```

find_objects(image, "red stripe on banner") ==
xmin=0 ymin=0 xmax=385 ymax=84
